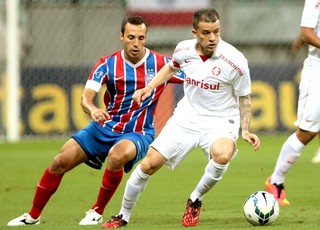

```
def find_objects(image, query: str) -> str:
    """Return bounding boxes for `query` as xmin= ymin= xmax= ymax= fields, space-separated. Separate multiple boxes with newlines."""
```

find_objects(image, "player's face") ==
xmin=192 ymin=20 xmax=220 ymax=56
xmin=120 ymin=23 xmax=147 ymax=64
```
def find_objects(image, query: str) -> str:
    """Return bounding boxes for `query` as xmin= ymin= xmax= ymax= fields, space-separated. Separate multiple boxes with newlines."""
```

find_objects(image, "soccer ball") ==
xmin=243 ymin=191 xmax=279 ymax=226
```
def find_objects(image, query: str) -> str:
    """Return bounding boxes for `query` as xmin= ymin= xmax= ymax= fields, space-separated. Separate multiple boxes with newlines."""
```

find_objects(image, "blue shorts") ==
xmin=72 ymin=121 xmax=154 ymax=173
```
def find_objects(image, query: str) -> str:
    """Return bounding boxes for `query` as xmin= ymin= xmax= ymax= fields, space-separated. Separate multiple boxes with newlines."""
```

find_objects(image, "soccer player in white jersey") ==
xmin=102 ymin=8 xmax=260 ymax=228
xmin=265 ymin=0 xmax=320 ymax=206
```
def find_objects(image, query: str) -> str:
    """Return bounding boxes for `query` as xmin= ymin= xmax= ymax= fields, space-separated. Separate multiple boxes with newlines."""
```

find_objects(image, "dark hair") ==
xmin=193 ymin=8 xmax=220 ymax=29
xmin=121 ymin=16 xmax=148 ymax=34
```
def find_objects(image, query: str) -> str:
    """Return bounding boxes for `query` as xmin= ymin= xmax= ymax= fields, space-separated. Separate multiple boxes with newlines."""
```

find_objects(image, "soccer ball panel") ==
xmin=243 ymin=191 xmax=279 ymax=226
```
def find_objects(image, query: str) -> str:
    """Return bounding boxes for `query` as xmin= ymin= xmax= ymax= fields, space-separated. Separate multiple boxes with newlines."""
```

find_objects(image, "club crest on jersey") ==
xmin=145 ymin=71 xmax=156 ymax=84
xmin=212 ymin=66 xmax=221 ymax=76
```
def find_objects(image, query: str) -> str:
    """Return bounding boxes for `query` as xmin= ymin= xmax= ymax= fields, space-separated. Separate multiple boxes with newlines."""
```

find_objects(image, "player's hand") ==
xmin=91 ymin=108 xmax=110 ymax=122
xmin=242 ymin=132 xmax=260 ymax=151
xmin=132 ymin=86 xmax=153 ymax=105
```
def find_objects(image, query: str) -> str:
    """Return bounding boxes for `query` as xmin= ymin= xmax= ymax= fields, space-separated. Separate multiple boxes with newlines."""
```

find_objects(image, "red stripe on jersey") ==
xmin=131 ymin=62 xmax=149 ymax=133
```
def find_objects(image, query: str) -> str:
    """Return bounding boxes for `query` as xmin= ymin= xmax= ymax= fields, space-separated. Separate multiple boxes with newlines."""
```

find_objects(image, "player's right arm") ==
xmin=133 ymin=63 xmax=179 ymax=105
xmin=81 ymin=88 xmax=110 ymax=122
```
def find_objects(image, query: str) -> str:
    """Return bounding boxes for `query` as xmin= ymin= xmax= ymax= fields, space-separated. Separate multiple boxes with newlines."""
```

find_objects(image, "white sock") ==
xmin=190 ymin=160 xmax=229 ymax=202
xmin=119 ymin=165 xmax=151 ymax=222
xmin=270 ymin=133 xmax=304 ymax=185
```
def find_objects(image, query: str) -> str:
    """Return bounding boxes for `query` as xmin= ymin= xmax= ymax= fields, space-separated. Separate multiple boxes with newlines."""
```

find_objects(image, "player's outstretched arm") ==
xmin=133 ymin=63 xmax=179 ymax=105
xmin=239 ymin=95 xmax=260 ymax=151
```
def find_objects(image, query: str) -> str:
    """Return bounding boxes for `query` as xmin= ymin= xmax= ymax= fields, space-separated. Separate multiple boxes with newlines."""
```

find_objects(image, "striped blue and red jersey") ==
xmin=85 ymin=48 xmax=184 ymax=136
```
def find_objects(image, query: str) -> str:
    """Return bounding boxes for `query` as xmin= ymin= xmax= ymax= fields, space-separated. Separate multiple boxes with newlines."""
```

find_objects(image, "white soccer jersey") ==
xmin=300 ymin=0 xmax=320 ymax=60
xmin=295 ymin=0 xmax=320 ymax=132
xmin=169 ymin=38 xmax=251 ymax=118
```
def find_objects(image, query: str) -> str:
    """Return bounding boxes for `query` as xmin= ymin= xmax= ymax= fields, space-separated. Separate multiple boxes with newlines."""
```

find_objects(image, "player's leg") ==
xmin=7 ymin=138 xmax=88 ymax=226
xmin=102 ymin=148 xmax=167 ymax=228
xmin=266 ymin=129 xmax=317 ymax=205
xmin=190 ymin=137 xmax=235 ymax=200
xmin=311 ymin=133 xmax=320 ymax=163
xmin=102 ymin=116 xmax=197 ymax=228
xmin=182 ymin=136 xmax=236 ymax=227
xmin=80 ymin=140 xmax=135 ymax=225
xmin=80 ymin=132 xmax=153 ymax=225
xmin=266 ymin=68 xmax=320 ymax=205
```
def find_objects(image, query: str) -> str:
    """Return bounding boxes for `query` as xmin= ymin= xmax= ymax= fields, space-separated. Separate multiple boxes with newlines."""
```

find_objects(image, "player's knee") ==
xmin=211 ymin=147 xmax=233 ymax=164
xmin=107 ymin=151 xmax=130 ymax=170
xmin=212 ymin=154 xmax=230 ymax=165
xmin=140 ymin=160 xmax=157 ymax=175
xmin=50 ymin=155 xmax=68 ymax=175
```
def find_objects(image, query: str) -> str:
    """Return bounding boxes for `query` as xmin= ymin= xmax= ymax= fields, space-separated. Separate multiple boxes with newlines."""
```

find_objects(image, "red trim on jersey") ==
xmin=173 ymin=60 xmax=181 ymax=68
xmin=199 ymin=55 xmax=210 ymax=62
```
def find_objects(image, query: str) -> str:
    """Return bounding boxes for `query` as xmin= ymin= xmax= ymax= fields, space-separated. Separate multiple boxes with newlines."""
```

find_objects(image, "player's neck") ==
xmin=196 ymin=44 xmax=213 ymax=58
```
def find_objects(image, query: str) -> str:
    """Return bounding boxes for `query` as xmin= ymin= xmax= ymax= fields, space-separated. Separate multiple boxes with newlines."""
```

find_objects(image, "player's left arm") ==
xmin=239 ymin=95 xmax=260 ymax=150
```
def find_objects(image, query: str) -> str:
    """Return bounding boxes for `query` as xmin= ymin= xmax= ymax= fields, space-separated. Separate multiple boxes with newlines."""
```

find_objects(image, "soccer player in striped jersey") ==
xmin=7 ymin=16 xmax=183 ymax=226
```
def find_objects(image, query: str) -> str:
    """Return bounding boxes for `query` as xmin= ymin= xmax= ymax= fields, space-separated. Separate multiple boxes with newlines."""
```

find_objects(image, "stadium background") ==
xmin=0 ymin=0 xmax=307 ymax=139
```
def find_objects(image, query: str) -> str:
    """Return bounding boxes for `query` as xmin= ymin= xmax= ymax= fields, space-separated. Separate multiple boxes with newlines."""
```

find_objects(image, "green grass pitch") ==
xmin=0 ymin=133 xmax=319 ymax=229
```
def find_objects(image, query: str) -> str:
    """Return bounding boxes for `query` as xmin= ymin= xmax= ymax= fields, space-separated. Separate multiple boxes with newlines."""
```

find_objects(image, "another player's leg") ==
xmin=8 ymin=139 xmax=87 ymax=226
xmin=79 ymin=168 xmax=123 ymax=225
xmin=311 ymin=146 xmax=320 ymax=163
xmin=102 ymin=164 xmax=149 ymax=228
xmin=102 ymin=148 xmax=166 ymax=228
xmin=311 ymin=133 xmax=320 ymax=163
xmin=265 ymin=133 xmax=305 ymax=205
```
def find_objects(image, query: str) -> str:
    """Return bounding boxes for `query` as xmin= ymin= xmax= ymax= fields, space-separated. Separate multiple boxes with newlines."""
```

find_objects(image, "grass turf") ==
xmin=0 ymin=133 xmax=319 ymax=229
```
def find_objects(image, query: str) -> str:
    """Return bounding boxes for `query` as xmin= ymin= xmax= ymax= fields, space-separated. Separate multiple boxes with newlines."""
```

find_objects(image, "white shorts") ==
xmin=295 ymin=61 xmax=320 ymax=132
xmin=150 ymin=113 xmax=240 ymax=170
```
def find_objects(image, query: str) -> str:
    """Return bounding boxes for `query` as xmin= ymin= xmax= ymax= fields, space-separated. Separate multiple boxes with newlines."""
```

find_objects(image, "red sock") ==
xmin=92 ymin=168 xmax=124 ymax=215
xmin=29 ymin=168 xmax=63 ymax=219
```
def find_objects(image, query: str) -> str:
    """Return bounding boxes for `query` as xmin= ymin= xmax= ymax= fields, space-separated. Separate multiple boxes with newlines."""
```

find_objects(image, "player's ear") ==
xmin=192 ymin=29 xmax=197 ymax=38
xmin=120 ymin=32 xmax=124 ymax=41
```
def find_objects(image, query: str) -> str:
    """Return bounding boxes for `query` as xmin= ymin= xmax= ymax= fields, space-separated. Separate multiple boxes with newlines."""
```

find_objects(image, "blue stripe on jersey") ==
xmin=106 ymin=56 xmax=116 ymax=114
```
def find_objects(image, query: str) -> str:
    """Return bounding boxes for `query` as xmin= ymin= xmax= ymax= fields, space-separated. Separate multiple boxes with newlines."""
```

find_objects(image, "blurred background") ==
xmin=0 ymin=0 xmax=307 ymax=141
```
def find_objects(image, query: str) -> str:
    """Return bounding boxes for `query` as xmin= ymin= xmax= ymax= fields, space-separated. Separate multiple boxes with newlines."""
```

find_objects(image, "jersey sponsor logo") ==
xmin=219 ymin=54 xmax=244 ymax=76
xmin=174 ymin=46 xmax=190 ymax=53
xmin=93 ymin=69 xmax=104 ymax=80
xmin=174 ymin=69 xmax=185 ymax=78
xmin=114 ymin=76 xmax=124 ymax=81
xmin=212 ymin=66 xmax=221 ymax=76
xmin=185 ymin=76 xmax=220 ymax=90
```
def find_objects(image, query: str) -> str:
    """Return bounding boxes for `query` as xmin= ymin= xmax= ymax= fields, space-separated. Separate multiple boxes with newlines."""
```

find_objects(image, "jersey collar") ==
xmin=121 ymin=48 xmax=150 ymax=68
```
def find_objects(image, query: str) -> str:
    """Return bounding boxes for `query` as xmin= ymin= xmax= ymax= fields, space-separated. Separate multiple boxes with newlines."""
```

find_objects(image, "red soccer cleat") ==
xmin=182 ymin=198 xmax=202 ymax=227
xmin=102 ymin=214 xmax=127 ymax=229
xmin=265 ymin=176 xmax=290 ymax=206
